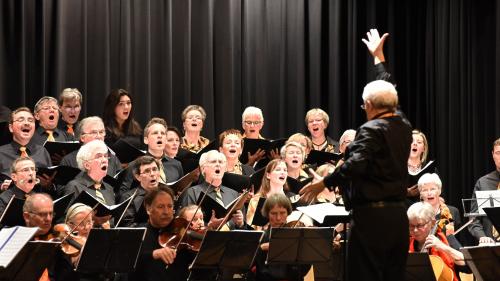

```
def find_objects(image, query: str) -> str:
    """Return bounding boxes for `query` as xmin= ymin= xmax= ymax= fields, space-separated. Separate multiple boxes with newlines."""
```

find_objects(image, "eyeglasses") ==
xmin=360 ymin=104 xmax=366 ymax=110
xmin=409 ymin=222 xmax=429 ymax=231
xmin=207 ymin=159 xmax=226 ymax=165
xmin=90 ymin=153 xmax=109 ymax=161
xmin=69 ymin=220 xmax=93 ymax=228
xmin=30 ymin=211 xmax=54 ymax=218
xmin=40 ymin=106 xmax=59 ymax=111
xmin=16 ymin=167 xmax=37 ymax=173
xmin=13 ymin=117 xmax=35 ymax=123
xmin=140 ymin=167 xmax=159 ymax=175
xmin=82 ymin=130 xmax=106 ymax=137
xmin=243 ymin=120 xmax=262 ymax=126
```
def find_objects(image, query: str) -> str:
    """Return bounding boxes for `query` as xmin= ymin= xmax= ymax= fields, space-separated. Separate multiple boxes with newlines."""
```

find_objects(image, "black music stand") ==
xmin=0 ymin=240 xmax=60 ymax=281
xmin=404 ymin=253 xmax=437 ymax=281
xmin=76 ymin=228 xmax=147 ymax=274
xmin=189 ymin=230 xmax=264 ymax=281
xmin=267 ymin=227 xmax=333 ymax=280
xmin=460 ymin=245 xmax=500 ymax=281
xmin=297 ymin=203 xmax=350 ymax=281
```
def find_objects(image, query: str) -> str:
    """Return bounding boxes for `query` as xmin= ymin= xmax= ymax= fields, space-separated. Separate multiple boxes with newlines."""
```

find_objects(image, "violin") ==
xmin=52 ymin=224 xmax=87 ymax=257
xmin=158 ymin=217 xmax=202 ymax=252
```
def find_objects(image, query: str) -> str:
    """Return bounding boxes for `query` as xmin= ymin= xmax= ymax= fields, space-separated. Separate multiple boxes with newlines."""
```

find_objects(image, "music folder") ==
xmin=43 ymin=141 xmax=81 ymax=158
xmin=73 ymin=190 xmax=133 ymax=218
xmin=404 ymin=252 xmax=438 ymax=281
xmin=0 ymin=226 xmax=60 ymax=281
xmin=286 ymin=177 xmax=313 ymax=195
xmin=190 ymin=230 xmax=264 ymax=277
xmin=249 ymin=197 xmax=268 ymax=227
xmin=196 ymin=190 xmax=244 ymax=220
xmin=296 ymin=203 xmax=350 ymax=226
xmin=239 ymin=138 xmax=287 ymax=164
xmin=304 ymin=150 xmax=343 ymax=166
xmin=76 ymin=227 xmax=147 ymax=274
xmin=37 ymin=165 xmax=82 ymax=186
xmin=110 ymin=139 xmax=146 ymax=164
xmin=166 ymin=168 xmax=200 ymax=195
xmin=483 ymin=206 xmax=500 ymax=233
xmin=175 ymin=140 xmax=218 ymax=174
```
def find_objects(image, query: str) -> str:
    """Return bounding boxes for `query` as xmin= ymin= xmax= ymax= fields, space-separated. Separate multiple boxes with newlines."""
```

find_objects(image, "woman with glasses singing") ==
xmin=241 ymin=106 xmax=267 ymax=166
xmin=102 ymin=89 xmax=143 ymax=149
xmin=305 ymin=108 xmax=339 ymax=153
xmin=180 ymin=105 xmax=209 ymax=153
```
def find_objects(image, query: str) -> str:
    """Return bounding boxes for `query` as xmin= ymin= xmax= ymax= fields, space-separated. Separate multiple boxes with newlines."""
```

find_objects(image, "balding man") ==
xmin=301 ymin=79 xmax=412 ymax=281
xmin=23 ymin=193 xmax=54 ymax=238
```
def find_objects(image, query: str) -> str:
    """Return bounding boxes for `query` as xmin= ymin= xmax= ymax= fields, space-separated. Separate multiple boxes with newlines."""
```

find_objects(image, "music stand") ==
xmin=190 ymin=230 xmax=264 ymax=280
xmin=460 ymin=245 xmax=500 ymax=281
xmin=404 ymin=253 xmax=437 ymax=281
xmin=75 ymin=227 xmax=147 ymax=274
xmin=0 ymin=240 xmax=60 ymax=281
xmin=267 ymin=227 xmax=333 ymax=268
xmin=296 ymin=203 xmax=350 ymax=281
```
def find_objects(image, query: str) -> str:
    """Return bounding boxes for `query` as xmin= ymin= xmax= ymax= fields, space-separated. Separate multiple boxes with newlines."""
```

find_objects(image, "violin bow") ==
xmin=59 ymin=202 xmax=100 ymax=245
xmin=114 ymin=188 xmax=139 ymax=228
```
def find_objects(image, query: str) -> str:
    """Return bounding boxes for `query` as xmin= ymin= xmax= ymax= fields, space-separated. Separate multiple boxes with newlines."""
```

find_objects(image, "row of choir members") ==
xmin=1 ymin=98 xmax=496 ymax=248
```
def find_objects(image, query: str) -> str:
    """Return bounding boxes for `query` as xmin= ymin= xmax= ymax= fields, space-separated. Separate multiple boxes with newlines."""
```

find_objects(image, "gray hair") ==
xmin=242 ymin=106 xmax=264 ymax=122
xmin=34 ymin=96 xmax=58 ymax=113
xmin=417 ymin=173 xmax=442 ymax=191
xmin=23 ymin=193 xmax=53 ymax=213
xmin=77 ymin=116 xmax=104 ymax=139
xmin=362 ymin=80 xmax=398 ymax=110
xmin=199 ymin=150 xmax=227 ymax=169
xmin=76 ymin=139 xmax=108 ymax=170
xmin=339 ymin=129 xmax=356 ymax=146
xmin=407 ymin=202 xmax=435 ymax=222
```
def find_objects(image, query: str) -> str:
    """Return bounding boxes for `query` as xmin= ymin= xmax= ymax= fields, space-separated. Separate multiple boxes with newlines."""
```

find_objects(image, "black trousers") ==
xmin=347 ymin=205 xmax=409 ymax=281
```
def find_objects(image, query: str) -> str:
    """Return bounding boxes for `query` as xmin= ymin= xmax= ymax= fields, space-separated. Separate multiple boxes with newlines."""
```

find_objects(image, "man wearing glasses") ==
xmin=0 ymin=157 xmax=39 ymax=215
xmin=63 ymin=139 xmax=114 ymax=228
xmin=118 ymin=155 xmax=161 ymax=227
xmin=31 ymin=96 xmax=71 ymax=145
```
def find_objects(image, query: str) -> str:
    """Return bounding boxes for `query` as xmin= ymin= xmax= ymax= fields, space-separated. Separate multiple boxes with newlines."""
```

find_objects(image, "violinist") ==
xmin=129 ymin=186 xmax=179 ymax=281
xmin=0 ymin=157 xmax=39 ymax=214
xmin=22 ymin=193 xmax=54 ymax=281
xmin=407 ymin=202 xmax=470 ymax=281
xmin=54 ymin=203 xmax=104 ymax=281
xmin=253 ymin=193 xmax=311 ymax=281
xmin=178 ymin=150 xmax=247 ymax=229
xmin=417 ymin=173 xmax=461 ymax=236
xmin=178 ymin=204 xmax=222 ymax=231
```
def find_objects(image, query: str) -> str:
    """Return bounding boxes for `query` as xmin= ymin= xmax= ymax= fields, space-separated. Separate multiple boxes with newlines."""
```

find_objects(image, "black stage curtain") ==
xmin=1 ymin=0 xmax=499 ymax=209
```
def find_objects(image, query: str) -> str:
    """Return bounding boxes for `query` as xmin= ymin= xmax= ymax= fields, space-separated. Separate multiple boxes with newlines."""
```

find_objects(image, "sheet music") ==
xmin=475 ymin=190 xmax=500 ymax=215
xmin=297 ymin=203 xmax=349 ymax=224
xmin=0 ymin=226 xmax=38 ymax=268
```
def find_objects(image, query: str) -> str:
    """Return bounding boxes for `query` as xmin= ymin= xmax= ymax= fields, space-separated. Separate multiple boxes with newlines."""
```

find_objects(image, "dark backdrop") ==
xmin=1 ymin=0 xmax=499 ymax=209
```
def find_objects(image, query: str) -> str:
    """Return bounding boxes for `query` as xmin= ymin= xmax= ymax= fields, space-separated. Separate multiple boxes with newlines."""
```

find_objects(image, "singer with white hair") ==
xmin=0 ymin=156 xmax=40 ymax=215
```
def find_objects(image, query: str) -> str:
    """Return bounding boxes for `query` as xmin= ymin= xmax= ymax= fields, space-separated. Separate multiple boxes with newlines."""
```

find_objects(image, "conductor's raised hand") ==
xmin=299 ymin=180 xmax=326 ymax=204
xmin=361 ymin=28 xmax=388 ymax=63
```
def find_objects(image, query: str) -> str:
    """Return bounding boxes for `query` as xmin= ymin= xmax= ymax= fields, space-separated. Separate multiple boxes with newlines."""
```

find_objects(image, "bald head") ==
xmin=362 ymin=80 xmax=398 ymax=111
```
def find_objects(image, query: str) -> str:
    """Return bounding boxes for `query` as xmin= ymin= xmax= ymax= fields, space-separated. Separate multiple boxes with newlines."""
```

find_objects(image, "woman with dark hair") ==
xmin=102 ymin=89 xmax=143 ymax=148
xmin=164 ymin=126 xmax=182 ymax=158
